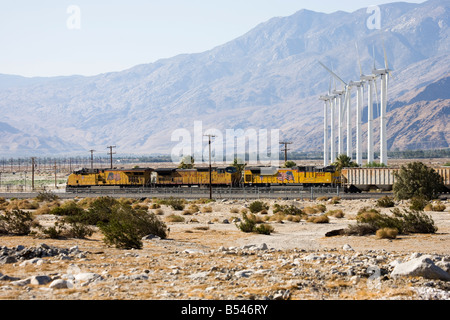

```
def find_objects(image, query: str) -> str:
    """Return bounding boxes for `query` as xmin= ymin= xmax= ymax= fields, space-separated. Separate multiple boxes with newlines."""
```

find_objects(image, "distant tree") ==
xmin=284 ymin=161 xmax=297 ymax=168
xmin=364 ymin=161 xmax=387 ymax=168
xmin=332 ymin=154 xmax=359 ymax=171
xmin=393 ymin=162 xmax=445 ymax=201
xmin=178 ymin=156 xmax=195 ymax=169
xmin=230 ymin=158 xmax=246 ymax=186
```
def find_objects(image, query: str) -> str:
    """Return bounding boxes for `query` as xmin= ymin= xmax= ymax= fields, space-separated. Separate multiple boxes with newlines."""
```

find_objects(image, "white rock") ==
xmin=74 ymin=272 xmax=103 ymax=283
xmin=391 ymin=256 xmax=450 ymax=281
xmin=343 ymin=244 xmax=354 ymax=251
xmin=49 ymin=279 xmax=73 ymax=289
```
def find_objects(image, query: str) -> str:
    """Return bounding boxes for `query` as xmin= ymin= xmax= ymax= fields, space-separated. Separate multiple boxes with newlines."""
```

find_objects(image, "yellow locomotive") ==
xmin=155 ymin=167 xmax=239 ymax=187
xmin=243 ymin=166 xmax=340 ymax=187
xmin=66 ymin=166 xmax=240 ymax=190
xmin=66 ymin=168 xmax=153 ymax=190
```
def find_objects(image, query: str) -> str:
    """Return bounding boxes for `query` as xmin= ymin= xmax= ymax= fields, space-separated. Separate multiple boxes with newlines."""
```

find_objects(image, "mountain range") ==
xmin=0 ymin=0 xmax=448 ymax=159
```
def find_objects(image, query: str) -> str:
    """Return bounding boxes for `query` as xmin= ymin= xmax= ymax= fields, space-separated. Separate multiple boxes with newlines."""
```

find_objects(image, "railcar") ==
xmin=66 ymin=168 xmax=153 ymax=191
xmin=243 ymin=166 xmax=340 ymax=187
xmin=155 ymin=166 xmax=239 ymax=187
xmin=341 ymin=167 xmax=450 ymax=193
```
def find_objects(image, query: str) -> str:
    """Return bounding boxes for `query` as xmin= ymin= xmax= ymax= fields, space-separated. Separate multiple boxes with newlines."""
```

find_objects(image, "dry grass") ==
xmin=376 ymin=227 xmax=398 ymax=239
xmin=307 ymin=215 xmax=329 ymax=224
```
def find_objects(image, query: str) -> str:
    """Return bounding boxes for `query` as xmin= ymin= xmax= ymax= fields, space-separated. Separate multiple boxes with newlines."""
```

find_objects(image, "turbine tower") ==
xmin=372 ymin=38 xmax=392 ymax=166
xmin=319 ymin=94 xmax=331 ymax=166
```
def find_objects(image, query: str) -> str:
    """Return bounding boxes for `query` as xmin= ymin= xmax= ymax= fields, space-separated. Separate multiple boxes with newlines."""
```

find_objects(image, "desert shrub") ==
xmin=166 ymin=214 xmax=185 ymax=223
xmin=307 ymin=215 xmax=329 ymax=224
xmin=326 ymin=209 xmax=345 ymax=218
xmin=35 ymin=191 xmax=59 ymax=202
xmin=330 ymin=196 xmax=341 ymax=204
xmin=409 ymin=197 xmax=429 ymax=211
xmin=150 ymin=203 xmax=161 ymax=209
xmin=398 ymin=209 xmax=437 ymax=234
xmin=254 ymin=224 xmax=274 ymax=235
xmin=343 ymin=223 xmax=377 ymax=236
xmin=273 ymin=204 xmax=303 ymax=216
xmin=315 ymin=204 xmax=327 ymax=213
xmin=63 ymin=220 xmax=95 ymax=239
xmin=0 ymin=209 xmax=36 ymax=235
xmin=49 ymin=201 xmax=85 ymax=216
xmin=249 ymin=201 xmax=269 ymax=213
xmin=201 ymin=206 xmax=213 ymax=213
xmin=167 ymin=198 xmax=185 ymax=211
xmin=376 ymin=228 xmax=398 ymax=239
xmin=317 ymin=196 xmax=328 ymax=201
xmin=37 ymin=221 xmax=65 ymax=239
xmin=286 ymin=215 xmax=302 ymax=222
xmin=377 ymin=196 xmax=395 ymax=208
xmin=393 ymin=162 xmax=445 ymax=200
xmin=98 ymin=203 xmax=167 ymax=249
xmin=83 ymin=197 xmax=120 ymax=225
xmin=236 ymin=213 xmax=256 ymax=233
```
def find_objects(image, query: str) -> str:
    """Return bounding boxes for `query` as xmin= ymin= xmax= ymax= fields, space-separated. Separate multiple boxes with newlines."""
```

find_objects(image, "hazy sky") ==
xmin=0 ymin=0 xmax=425 ymax=77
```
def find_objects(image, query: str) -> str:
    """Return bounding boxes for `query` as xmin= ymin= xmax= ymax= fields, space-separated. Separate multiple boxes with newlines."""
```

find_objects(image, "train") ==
xmin=65 ymin=165 xmax=450 ymax=193
xmin=65 ymin=165 xmax=340 ymax=191
xmin=66 ymin=166 xmax=241 ymax=191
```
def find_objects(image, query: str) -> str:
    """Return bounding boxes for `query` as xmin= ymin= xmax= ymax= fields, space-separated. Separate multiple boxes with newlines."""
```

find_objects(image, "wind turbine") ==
xmin=372 ymin=36 xmax=392 ymax=166
xmin=319 ymin=62 xmax=348 ymax=160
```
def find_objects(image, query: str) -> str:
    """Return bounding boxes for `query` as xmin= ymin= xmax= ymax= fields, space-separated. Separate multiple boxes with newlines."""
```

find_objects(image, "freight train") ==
xmin=65 ymin=165 xmax=340 ymax=191
xmin=65 ymin=165 xmax=450 ymax=193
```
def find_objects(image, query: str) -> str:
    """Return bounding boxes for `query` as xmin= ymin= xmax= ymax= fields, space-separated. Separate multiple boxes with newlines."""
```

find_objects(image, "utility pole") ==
xmin=89 ymin=150 xmax=95 ymax=170
xmin=204 ymin=134 xmax=216 ymax=200
xmin=107 ymin=146 xmax=116 ymax=169
xmin=31 ymin=157 xmax=35 ymax=191
xmin=279 ymin=141 xmax=292 ymax=163
xmin=54 ymin=160 xmax=57 ymax=189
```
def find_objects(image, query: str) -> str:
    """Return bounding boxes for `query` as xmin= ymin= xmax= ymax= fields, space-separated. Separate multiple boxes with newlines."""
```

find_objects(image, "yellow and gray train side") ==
xmin=243 ymin=166 xmax=341 ymax=187
xmin=66 ymin=166 xmax=240 ymax=191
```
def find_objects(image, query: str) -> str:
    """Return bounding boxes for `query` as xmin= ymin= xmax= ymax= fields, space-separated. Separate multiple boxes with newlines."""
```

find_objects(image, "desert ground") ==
xmin=0 ymin=194 xmax=449 ymax=301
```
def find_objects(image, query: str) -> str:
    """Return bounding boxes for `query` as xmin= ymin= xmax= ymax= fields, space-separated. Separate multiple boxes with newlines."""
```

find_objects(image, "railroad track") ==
xmin=0 ymin=187 xmax=393 ymax=200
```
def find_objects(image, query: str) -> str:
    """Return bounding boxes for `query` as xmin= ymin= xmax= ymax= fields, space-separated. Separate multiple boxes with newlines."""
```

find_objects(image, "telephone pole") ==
xmin=107 ymin=146 xmax=116 ymax=169
xmin=31 ymin=157 xmax=36 ymax=191
xmin=89 ymin=150 xmax=95 ymax=170
xmin=279 ymin=141 xmax=292 ymax=163
xmin=204 ymin=134 xmax=216 ymax=200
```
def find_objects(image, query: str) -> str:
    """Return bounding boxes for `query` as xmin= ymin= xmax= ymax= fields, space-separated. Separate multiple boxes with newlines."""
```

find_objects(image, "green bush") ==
xmin=393 ymin=162 xmax=445 ymax=200
xmin=254 ymin=224 xmax=274 ymax=235
xmin=49 ymin=201 xmax=85 ymax=216
xmin=272 ymin=204 xmax=303 ymax=216
xmin=236 ymin=213 xmax=257 ymax=233
xmin=0 ymin=209 xmax=36 ymax=235
xmin=409 ymin=197 xmax=429 ymax=211
xmin=352 ymin=207 xmax=437 ymax=236
xmin=98 ymin=203 xmax=167 ymax=249
xmin=249 ymin=201 xmax=269 ymax=213
xmin=236 ymin=213 xmax=273 ymax=235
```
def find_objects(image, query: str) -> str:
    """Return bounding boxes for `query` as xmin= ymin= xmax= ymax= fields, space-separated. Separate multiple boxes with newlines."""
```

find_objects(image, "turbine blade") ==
xmin=318 ymin=61 xmax=347 ymax=87
xmin=355 ymin=42 xmax=363 ymax=76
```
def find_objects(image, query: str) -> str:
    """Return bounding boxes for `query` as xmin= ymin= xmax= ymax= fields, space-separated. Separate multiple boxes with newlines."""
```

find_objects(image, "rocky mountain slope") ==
xmin=0 ymin=0 xmax=448 ymax=158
